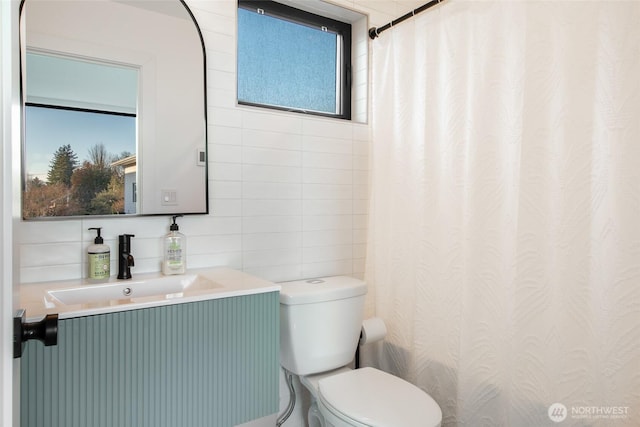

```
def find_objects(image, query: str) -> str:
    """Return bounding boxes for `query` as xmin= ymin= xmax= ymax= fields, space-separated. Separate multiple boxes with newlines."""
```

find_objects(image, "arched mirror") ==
xmin=20 ymin=0 xmax=208 ymax=219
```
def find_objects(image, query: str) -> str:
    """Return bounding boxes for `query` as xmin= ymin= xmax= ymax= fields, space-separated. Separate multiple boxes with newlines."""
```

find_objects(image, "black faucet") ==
xmin=117 ymin=234 xmax=135 ymax=279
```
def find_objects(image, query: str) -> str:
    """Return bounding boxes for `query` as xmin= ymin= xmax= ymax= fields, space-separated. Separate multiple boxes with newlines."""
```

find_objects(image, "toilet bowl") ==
xmin=279 ymin=276 xmax=443 ymax=427
xmin=304 ymin=367 xmax=442 ymax=427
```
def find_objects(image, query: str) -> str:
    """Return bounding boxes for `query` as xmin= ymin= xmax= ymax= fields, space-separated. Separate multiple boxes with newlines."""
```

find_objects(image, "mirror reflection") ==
xmin=21 ymin=0 xmax=208 ymax=219
xmin=24 ymin=53 xmax=138 ymax=217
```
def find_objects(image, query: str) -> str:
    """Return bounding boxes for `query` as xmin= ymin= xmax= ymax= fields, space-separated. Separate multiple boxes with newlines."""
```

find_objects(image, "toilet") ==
xmin=279 ymin=276 xmax=442 ymax=427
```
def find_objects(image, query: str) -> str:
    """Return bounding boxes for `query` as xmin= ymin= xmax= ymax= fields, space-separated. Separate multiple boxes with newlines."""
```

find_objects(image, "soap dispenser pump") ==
xmin=88 ymin=227 xmax=110 ymax=282
xmin=163 ymin=215 xmax=186 ymax=275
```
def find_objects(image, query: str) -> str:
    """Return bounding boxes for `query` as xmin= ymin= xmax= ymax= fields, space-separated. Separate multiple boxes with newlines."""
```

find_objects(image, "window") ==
xmin=23 ymin=52 xmax=137 ymax=218
xmin=23 ymin=105 xmax=136 ymax=217
xmin=237 ymin=0 xmax=352 ymax=119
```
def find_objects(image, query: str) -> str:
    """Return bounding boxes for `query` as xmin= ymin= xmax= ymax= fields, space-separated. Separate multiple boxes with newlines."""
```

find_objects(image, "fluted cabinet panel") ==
xmin=21 ymin=292 xmax=279 ymax=427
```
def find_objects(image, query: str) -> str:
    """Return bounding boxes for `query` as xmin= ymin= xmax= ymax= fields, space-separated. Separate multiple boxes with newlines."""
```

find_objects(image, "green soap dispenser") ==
xmin=88 ymin=227 xmax=110 ymax=282
xmin=163 ymin=215 xmax=186 ymax=275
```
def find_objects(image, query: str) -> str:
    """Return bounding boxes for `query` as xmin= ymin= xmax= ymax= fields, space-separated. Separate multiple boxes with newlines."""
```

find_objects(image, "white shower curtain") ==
xmin=365 ymin=1 xmax=640 ymax=426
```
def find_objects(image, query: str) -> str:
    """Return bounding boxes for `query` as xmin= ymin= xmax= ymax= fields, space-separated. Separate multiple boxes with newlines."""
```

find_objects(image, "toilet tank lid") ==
xmin=279 ymin=276 xmax=367 ymax=305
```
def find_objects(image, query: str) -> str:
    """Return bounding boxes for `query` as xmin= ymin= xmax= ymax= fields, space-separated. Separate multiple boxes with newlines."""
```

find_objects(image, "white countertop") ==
xmin=20 ymin=267 xmax=280 ymax=321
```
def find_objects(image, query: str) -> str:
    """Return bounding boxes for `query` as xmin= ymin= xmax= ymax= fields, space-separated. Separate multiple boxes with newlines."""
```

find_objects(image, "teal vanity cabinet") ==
xmin=21 ymin=291 xmax=279 ymax=427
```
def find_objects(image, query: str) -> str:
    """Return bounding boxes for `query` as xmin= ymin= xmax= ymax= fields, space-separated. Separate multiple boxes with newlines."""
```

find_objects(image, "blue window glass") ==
xmin=237 ymin=0 xmax=351 ymax=119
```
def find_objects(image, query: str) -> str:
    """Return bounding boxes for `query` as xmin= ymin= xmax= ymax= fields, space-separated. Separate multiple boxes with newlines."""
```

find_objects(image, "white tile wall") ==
xmin=17 ymin=0 xmax=417 ymax=286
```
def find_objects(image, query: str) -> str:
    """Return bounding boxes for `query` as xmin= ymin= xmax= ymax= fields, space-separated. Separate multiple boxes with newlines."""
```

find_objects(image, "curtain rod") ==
xmin=369 ymin=0 xmax=446 ymax=39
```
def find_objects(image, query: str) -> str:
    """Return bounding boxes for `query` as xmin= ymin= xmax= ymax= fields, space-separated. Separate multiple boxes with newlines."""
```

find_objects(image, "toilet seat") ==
xmin=317 ymin=367 xmax=442 ymax=427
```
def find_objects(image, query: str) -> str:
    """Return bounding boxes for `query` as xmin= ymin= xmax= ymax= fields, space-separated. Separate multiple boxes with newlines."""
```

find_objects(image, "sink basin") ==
xmin=46 ymin=274 xmax=214 ymax=307
xmin=23 ymin=267 xmax=279 ymax=320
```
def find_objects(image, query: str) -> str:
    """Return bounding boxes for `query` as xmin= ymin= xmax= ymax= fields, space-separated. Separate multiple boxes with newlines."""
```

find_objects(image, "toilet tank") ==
xmin=279 ymin=276 xmax=367 ymax=376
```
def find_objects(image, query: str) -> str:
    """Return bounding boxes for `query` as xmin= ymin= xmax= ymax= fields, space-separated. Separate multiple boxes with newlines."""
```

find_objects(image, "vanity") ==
xmin=15 ymin=0 xmax=279 ymax=423
xmin=19 ymin=268 xmax=280 ymax=427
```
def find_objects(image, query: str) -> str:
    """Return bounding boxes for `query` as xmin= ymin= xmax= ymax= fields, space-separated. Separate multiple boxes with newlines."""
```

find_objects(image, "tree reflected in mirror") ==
xmin=23 ymin=137 xmax=133 ymax=218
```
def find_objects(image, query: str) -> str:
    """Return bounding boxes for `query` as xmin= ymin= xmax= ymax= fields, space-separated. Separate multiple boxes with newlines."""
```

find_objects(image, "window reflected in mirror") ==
xmin=23 ymin=52 xmax=138 ymax=218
